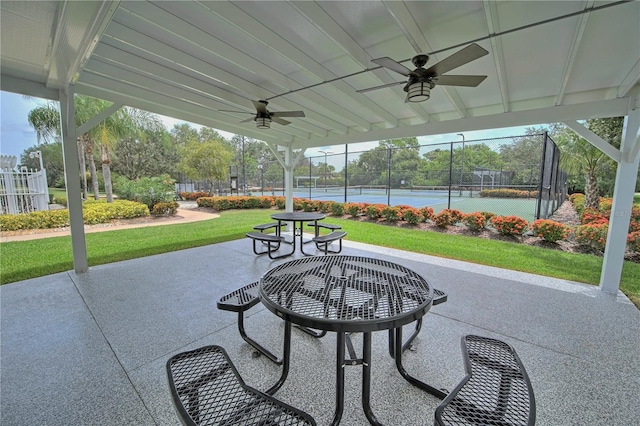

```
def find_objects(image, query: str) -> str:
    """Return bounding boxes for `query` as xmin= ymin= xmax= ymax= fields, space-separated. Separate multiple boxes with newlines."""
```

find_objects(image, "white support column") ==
xmin=600 ymin=107 xmax=640 ymax=293
xmin=59 ymin=86 xmax=88 ymax=272
xmin=283 ymin=147 xmax=294 ymax=212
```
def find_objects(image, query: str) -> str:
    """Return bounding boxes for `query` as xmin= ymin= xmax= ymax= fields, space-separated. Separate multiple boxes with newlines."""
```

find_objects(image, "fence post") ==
xmin=536 ymin=132 xmax=549 ymax=219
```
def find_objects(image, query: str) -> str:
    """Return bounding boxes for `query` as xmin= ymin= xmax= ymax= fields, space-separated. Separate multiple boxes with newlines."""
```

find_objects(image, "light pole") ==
xmin=258 ymin=164 xmax=264 ymax=196
xmin=29 ymin=150 xmax=44 ymax=170
xmin=457 ymin=133 xmax=465 ymax=196
xmin=318 ymin=150 xmax=332 ymax=189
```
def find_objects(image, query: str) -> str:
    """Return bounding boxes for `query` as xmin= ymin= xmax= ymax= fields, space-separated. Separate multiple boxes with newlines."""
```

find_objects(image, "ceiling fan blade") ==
xmin=271 ymin=111 xmax=305 ymax=118
xmin=357 ymin=81 xmax=405 ymax=94
xmin=219 ymin=109 xmax=253 ymax=114
xmin=252 ymin=100 xmax=269 ymax=114
xmin=435 ymin=75 xmax=487 ymax=87
xmin=239 ymin=116 xmax=255 ymax=123
xmin=372 ymin=57 xmax=412 ymax=76
xmin=271 ymin=117 xmax=291 ymax=126
xmin=425 ymin=43 xmax=489 ymax=76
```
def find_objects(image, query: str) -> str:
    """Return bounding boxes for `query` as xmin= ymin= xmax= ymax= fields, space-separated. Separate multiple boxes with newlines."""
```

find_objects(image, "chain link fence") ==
xmin=178 ymin=133 xmax=566 ymax=222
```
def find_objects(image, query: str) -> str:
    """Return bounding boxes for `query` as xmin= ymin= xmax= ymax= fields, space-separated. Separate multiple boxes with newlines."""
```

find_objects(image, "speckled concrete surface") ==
xmin=1 ymin=238 xmax=638 ymax=425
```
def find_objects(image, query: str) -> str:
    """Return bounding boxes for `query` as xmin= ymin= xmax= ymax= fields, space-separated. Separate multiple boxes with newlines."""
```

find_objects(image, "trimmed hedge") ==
xmin=0 ymin=200 xmax=149 ymax=231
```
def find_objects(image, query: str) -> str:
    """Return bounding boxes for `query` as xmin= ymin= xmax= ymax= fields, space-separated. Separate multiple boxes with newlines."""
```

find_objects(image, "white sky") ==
xmin=1 ymin=90 xmax=534 ymax=162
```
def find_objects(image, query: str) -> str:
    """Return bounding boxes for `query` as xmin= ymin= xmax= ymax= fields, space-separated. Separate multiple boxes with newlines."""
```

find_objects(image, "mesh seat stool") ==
xmin=217 ymin=281 xmax=282 ymax=365
xmin=306 ymin=221 xmax=342 ymax=237
xmin=434 ymin=335 xmax=536 ymax=426
xmin=312 ymin=231 xmax=347 ymax=254
xmin=246 ymin=231 xmax=288 ymax=259
xmin=167 ymin=345 xmax=316 ymax=426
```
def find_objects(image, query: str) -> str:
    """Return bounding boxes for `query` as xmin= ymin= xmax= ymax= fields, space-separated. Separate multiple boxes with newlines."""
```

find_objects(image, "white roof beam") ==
xmin=563 ymin=119 xmax=621 ymax=162
xmin=76 ymin=102 xmax=123 ymax=136
xmin=48 ymin=1 xmax=119 ymax=89
xmin=104 ymin=15 xmax=348 ymax=135
xmin=618 ymin=59 xmax=640 ymax=98
xmin=382 ymin=0 xmax=468 ymax=119
xmin=292 ymin=98 xmax=630 ymax=149
xmin=555 ymin=1 xmax=594 ymax=106
xmin=151 ymin=1 xmax=373 ymax=132
xmin=483 ymin=0 xmax=510 ymax=112
xmin=76 ymin=74 xmax=299 ymax=143
xmin=289 ymin=1 xmax=406 ymax=126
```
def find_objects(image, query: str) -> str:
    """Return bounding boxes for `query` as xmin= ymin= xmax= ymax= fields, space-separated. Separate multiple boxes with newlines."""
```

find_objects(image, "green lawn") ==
xmin=1 ymin=209 xmax=639 ymax=307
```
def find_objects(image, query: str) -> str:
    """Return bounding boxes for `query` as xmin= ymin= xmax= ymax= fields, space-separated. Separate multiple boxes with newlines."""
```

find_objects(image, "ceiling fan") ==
xmin=358 ymin=43 xmax=489 ymax=102
xmin=219 ymin=100 xmax=305 ymax=129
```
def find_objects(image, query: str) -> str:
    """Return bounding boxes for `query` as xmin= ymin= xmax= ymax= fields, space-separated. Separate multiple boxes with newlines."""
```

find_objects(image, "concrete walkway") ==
xmin=1 ymin=238 xmax=638 ymax=425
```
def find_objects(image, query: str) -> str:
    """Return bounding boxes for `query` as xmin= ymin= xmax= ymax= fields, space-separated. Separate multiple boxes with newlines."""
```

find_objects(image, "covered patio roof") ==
xmin=1 ymin=1 xmax=639 ymax=291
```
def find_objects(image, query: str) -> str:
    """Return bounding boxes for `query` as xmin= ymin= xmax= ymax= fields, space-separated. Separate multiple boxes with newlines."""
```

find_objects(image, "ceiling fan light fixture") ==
xmin=256 ymin=117 xmax=271 ymax=129
xmin=407 ymin=81 xmax=433 ymax=102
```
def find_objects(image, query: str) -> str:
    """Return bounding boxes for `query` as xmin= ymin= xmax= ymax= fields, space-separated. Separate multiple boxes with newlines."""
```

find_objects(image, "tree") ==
xmin=27 ymin=103 xmax=89 ymax=197
xmin=554 ymin=117 xmax=623 ymax=209
xmin=178 ymin=139 xmax=233 ymax=195
xmin=97 ymin=107 xmax=163 ymax=202
xmin=112 ymin=128 xmax=178 ymax=180
xmin=20 ymin=142 xmax=65 ymax=187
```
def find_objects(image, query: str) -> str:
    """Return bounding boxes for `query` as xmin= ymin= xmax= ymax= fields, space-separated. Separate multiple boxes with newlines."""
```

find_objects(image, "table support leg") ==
xmin=266 ymin=321 xmax=292 ymax=395
xmin=362 ymin=332 xmax=383 ymax=425
xmin=393 ymin=327 xmax=447 ymax=400
xmin=299 ymin=221 xmax=315 ymax=255
xmin=330 ymin=332 xmax=346 ymax=426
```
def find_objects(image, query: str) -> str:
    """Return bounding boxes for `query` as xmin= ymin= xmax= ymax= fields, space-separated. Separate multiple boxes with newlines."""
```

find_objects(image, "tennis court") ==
xmin=292 ymin=187 xmax=539 ymax=222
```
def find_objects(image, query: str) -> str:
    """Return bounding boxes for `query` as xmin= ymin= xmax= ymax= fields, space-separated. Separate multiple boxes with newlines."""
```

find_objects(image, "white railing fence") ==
xmin=0 ymin=168 xmax=49 ymax=215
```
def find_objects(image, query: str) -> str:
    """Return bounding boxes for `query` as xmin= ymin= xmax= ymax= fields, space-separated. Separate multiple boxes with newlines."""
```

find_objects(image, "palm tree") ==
xmin=555 ymin=118 xmax=623 ymax=210
xmin=27 ymin=104 xmax=88 ymax=199
xmin=97 ymin=107 xmax=163 ymax=202
xmin=28 ymin=96 xmax=164 ymax=202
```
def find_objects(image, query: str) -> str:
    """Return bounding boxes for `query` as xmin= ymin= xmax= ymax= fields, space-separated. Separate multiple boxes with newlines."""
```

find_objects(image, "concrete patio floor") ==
xmin=1 ymin=238 xmax=638 ymax=425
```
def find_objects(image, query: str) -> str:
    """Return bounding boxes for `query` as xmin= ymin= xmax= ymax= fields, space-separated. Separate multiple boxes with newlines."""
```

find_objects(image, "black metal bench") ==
xmin=312 ymin=231 xmax=347 ymax=254
xmin=217 ymin=282 xmax=282 ymax=365
xmin=167 ymin=345 xmax=316 ymax=426
xmin=253 ymin=222 xmax=286 ymax=233
xmin=434 ymin=335 xmax=536 ymax=426
xmin=306 ymin=221 xmax=342 ymax=237
xmin=246 ymin=231 xmax=287 ymax=259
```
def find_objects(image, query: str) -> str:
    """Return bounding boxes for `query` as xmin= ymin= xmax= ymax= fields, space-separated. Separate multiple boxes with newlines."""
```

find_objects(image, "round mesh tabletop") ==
xmin=259 ymin=255 xmax=434 ymax=333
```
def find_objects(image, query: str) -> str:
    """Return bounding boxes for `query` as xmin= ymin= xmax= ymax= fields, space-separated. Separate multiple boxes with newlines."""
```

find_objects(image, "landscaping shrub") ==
xmin=114 ymin=175 xmax=175 ymax=209
xmin=180 ymin=191 xmax=209 ymax=200
xmin=480 ymin=211 xmax=496 ymax=224
xmin=0 ymin=200 xmax=149 ymax=231
xmin=570 ymin=193 xmax=586 ymax=215
xmin=580 ymin=208 xmax=609 ymax=225
xmin=344 ymin=203 xmax=361 ymax=217
xmin=490 ymin=215 xmax=529 ymax=236
xmin=400 ymin=206 xmax=421 ymax=225
xmin=197 ymin=196 xmax=275 ymax=210
xmin=330 ymin=202 xmax=344 ymax=216
xmin=151 ymin=201 xmax=179 ymax=216
xmin=531 ymin=219 xmax=571 ymax=242
xmin=628 ymin=231 xmax=640 ymax=253
xmin=462 ymin=212 xmax=487 ymax=231
xmin=433 ymin=210 xmax=453 ymax=227
xmin=316 ymin=201 xmax=336 ymax=214
xmin=575 ymin=223 xmax=609 ymax=251
xmin=365 ymin=204 xmax=385 ymax=220
xmin=380 ymin=206 xmax=401 ymax=223
xmin=51 ymin=193 xmax=67 ymax=206
xmin=479 ymin=189 xmax=537 ymax=198
xmin=443 ymin=208 xmax=464 ymax=224
xmin=419 ymin=206 xmax=434 ymax=222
